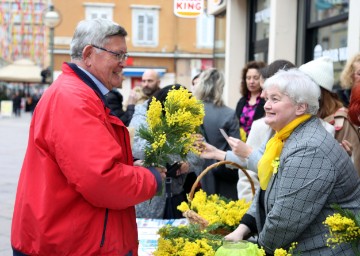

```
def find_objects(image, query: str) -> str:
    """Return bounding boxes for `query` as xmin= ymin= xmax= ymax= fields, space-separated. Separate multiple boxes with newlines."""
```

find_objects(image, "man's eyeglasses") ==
xmin=91 ymin=45 xmax=128 ymax=62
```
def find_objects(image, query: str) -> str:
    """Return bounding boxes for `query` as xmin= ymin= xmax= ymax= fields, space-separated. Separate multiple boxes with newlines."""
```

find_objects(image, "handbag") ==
xmin=163 ymin=177 xmax=187 ymax=219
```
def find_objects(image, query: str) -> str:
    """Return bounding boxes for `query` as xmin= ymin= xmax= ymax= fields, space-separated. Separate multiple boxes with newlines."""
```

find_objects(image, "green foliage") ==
xmin=158 ymin=224 xmax=224 ymax=251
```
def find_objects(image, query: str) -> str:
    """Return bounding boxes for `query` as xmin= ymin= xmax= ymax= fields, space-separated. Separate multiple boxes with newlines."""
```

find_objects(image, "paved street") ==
xmin=0 ymin=112 xmax=31 ymax=255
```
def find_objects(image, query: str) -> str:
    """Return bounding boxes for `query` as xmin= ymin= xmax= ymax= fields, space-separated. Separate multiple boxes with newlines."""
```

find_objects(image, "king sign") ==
xmin=174 ymin=0 xmax=204 ymax=18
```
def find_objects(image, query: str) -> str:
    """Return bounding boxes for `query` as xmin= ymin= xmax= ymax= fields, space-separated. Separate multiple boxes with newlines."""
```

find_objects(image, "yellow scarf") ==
xmin=258 ymin=114 xmax=312 ymax=190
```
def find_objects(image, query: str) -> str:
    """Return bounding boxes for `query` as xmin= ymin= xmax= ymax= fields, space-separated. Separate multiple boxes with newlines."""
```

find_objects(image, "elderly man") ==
xmin=11 ymin=18 xmax=165 ymax=256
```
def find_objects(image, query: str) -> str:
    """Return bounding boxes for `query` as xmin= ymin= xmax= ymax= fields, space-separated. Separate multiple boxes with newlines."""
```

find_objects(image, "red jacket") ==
xmin=11 ymin=63 xmax=160 ymax=255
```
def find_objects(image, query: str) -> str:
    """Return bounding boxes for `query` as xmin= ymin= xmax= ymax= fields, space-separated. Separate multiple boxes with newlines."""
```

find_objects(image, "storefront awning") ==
xmin=123 ymin=67 xmax=167 ymax=77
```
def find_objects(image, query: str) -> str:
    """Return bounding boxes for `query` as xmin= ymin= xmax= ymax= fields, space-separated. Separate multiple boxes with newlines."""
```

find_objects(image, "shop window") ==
xmin=248 ymin=0 xmax=270 ymax=62
xmin=311 ymin=21 xmax=348 ymax=80
xmin=297 ymin=0 xmax=349 ymax=84
xmin=310 ymin=0 xmax=349 ymax=23
xmin=131 ymin=6 xmax=159 ymax=47
xmin=214 ymin=12 xmax=226 ymax=71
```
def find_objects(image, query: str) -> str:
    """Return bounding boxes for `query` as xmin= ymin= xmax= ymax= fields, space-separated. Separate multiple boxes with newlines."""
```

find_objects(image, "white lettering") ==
xmin=314 ymin=45 xmax=349 ymax=62
xmin=255 ymin=8 xmax=270 ymax=23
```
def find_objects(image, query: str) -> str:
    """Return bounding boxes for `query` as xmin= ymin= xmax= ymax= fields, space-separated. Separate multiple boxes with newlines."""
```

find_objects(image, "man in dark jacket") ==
xmin=105 ymin=72 xmax=136 ymax=126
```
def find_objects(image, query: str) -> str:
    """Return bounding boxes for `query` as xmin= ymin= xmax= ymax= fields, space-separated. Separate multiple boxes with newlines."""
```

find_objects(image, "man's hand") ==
xmin=133 ymin=160 xmax=144 ymax=166
xmin=154 ymin=166 xmax=167 ymax=180
xmin=176 ymin=162 xmax=190 ymax=176
xmin=127 ymin=90 xmax=139 ymax=105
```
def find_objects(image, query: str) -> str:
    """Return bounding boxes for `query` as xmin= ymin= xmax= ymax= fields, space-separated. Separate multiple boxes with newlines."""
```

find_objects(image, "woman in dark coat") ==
xmin=236 ymin=61 xmax=266 ymax=141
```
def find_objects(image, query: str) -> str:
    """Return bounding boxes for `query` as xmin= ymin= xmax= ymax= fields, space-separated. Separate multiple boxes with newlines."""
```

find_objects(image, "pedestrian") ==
xmin=338 ymin=53 xmax=360 ymax=106
xmin=225 ymin=69 xmax=360 ymax=255
xmin=299 ymin=56 xmax=360 ymax=175
xmin=11 ymin=18 xmax=165 ymax=256
xmin=348 ymin=82 xmax=360 ymax=126
xmin=199 ymin=60 xmax=295 ymax=201
xmin=193 ymin=68 xmax=240 ymax=200
xmin=236 ymin=61 xmax=266 ymax=141
xmin=12 ymin=91 xmax=22 ymax=117
xmin=131 ymin=69 xmax=161 ymax=105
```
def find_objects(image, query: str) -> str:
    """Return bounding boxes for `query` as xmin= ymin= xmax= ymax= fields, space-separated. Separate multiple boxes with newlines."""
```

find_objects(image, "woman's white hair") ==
xmin=263 ymin=69 xmax=320 ymax=115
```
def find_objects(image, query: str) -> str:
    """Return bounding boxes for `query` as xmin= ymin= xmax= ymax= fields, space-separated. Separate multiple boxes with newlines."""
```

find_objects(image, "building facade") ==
xmin=0 ymin=0 xmax=49 ymax=67
xmin=1 ymin=0 xmax=360 ymax=108
xmin=1 ymin=0 xmax=215 ymax=99
xmin=210 ymin=0 xmax=360 ymax=108
xmin=54 ymin=0 xmax=216 ymax=94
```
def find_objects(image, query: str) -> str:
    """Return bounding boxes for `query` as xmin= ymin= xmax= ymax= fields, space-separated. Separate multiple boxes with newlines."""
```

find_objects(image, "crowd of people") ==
xmin=10 ymin=18 xmax=360 ymax=255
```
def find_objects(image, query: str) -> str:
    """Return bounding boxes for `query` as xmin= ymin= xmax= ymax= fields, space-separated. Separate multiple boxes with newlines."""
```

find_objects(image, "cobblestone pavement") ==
xmin=0 ymin=112 xmax=31 ymax=255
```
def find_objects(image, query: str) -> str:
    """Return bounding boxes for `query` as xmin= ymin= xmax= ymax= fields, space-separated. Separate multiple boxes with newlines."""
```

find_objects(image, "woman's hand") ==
xmin=224 ymin=224 xmax=251 ymax=242
xmin=340 ymin=139 xmax=353 ymax=157
xmin=200 ymin=142 xmax=226 ymax=161
xmin=192 ymin=133 xmax=206 ymax=152
xmin=227 ymin=137 xmax=253 ymax=159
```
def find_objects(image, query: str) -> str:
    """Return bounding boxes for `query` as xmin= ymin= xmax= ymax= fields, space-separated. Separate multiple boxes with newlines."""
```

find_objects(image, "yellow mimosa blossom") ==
xmin=177 ymin=201 xmax=190 ymax=212
xmin=146 ymin=98 xmax=162 ymax=130
xmin=274 ymin=248 xmax=289 ymax=256
xmin=258 ymin=247 xmax=266 ymax=256
xmin=271 ymin=157 xmax=280 ymax=175
xmin=151 ymin=133 xmax=167 ymax=151
xmin=177 ymin=189 xmax=251 ymax=227
xmin=324 ymin=213 xmax=360 ymax=246
xmin=139 ymin=86 xmax=204 ymax=167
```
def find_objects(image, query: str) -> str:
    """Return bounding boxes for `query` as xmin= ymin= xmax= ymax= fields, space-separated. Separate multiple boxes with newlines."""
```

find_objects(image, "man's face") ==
xmin=141 ymin=71 xmax=160 ymax=96
xmin=88 ymin=36 xmax=127 ymax=90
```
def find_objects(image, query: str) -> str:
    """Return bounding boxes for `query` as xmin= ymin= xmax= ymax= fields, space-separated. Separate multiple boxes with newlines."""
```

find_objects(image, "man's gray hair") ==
xmin=70 ymin=18 xmax=127 ymax=60
xmin=263 ymin=69 xmax=320 ymax=115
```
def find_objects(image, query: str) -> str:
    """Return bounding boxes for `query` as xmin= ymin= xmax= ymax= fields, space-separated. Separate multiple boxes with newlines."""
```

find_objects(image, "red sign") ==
xmin=174 ymin=0 xmax=204 ymax=18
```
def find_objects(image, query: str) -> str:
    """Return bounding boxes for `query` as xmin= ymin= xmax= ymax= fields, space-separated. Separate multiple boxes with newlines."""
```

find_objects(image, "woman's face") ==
xmin=263 ymin=86 xmax=300 ymax=132
xmin=246 ymin=69 xmax=262 ymax=94
xmin=352 ymin=62 xmax=360 ymax=85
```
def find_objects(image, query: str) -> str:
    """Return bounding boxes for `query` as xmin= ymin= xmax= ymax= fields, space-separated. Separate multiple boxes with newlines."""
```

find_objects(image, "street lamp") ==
xmin=43 ymin=4 xmax=61 ymax=83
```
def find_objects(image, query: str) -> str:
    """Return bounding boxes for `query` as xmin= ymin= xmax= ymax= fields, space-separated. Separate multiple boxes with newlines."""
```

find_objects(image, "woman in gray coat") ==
xmin=225 ymin=69 xmax=360 ymax=255
xmin=193 ymin=68 xmax=240 ymax=200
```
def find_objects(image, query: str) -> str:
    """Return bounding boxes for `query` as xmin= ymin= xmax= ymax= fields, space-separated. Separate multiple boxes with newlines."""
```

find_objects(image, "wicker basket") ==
xmin=183 ymin=160 xmax=256 ymax=231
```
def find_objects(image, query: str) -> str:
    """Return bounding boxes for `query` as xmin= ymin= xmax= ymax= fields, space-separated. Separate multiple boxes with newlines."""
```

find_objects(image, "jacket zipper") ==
xmin=100 ymin=208 xmax=109 ymax=247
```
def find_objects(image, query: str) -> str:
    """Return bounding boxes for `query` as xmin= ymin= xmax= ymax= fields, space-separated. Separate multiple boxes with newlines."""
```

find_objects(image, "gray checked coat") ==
xmin=247 ymin=117 xmax=360 ymax=255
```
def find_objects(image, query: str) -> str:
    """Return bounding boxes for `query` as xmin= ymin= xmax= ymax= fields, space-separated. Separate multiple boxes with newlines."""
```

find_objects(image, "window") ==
xmin=131 ymin=5 xmax=160 ymax=47
xmin=84 ymin=3 xmax=114 ymax=20
xmin=196 ymin=13 xmax=214 ymax=48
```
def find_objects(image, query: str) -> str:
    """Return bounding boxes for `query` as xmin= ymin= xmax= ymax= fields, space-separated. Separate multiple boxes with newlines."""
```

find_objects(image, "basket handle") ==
xmin=188 ymin=160 xmax=256 ymax=201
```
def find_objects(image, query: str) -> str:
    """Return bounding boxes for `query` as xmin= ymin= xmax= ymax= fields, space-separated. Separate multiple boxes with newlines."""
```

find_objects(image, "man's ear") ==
xmin=296 ymin=103 xmax=308 ymax=115
xmin=82 ymin=45 xmax=93 ymax=65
